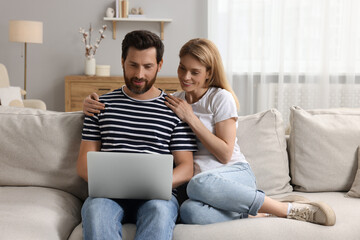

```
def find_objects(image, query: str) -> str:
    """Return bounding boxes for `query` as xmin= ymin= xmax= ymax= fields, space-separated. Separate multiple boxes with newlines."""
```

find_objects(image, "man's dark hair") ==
xmin=122 ymin=30 xmax=164 ymax=63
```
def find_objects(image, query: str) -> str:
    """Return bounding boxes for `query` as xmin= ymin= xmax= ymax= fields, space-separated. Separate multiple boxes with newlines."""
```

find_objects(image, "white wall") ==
xmin=0 ymin=0 xmax=208 ymax=111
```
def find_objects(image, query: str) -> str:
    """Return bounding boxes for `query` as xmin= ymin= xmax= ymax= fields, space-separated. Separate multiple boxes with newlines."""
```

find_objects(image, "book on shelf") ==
xmin=122 ymin=0 xmax=128 ymax=18
xmin=115 ymin=0 xmax=124 ymax=18
xmin=115 ymin=0 xmax=119 ymax=18
xmin=118 ymin=0 xmax=123 ymax=18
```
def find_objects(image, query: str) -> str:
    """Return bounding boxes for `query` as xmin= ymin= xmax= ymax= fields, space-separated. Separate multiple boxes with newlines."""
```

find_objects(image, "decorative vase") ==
xmin=106 ymin=8 xmax=115 ymax=18
xmin=85 ymin=58 xmax=96 ymax=76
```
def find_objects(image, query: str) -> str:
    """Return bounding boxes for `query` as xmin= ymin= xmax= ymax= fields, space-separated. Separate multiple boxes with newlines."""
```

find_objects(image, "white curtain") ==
xmin=208 ymin=0 xmax=360 ymax=122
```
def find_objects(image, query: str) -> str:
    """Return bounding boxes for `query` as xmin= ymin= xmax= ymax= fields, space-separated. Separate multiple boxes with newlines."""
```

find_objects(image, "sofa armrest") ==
xmin=23 ymin=99 xmax=47 ymax=110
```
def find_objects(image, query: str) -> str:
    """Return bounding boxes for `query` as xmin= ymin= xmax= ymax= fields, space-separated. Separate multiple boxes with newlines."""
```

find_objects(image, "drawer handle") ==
xmin=165 ymin=89 xmax=178 ymax=92
xmin=98 ymin=88 xmax=111 ymax=91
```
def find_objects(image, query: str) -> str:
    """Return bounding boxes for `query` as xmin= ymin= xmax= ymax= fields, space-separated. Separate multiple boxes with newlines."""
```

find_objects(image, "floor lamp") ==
xmin=9 ymin=20 xmax=43 ymax=99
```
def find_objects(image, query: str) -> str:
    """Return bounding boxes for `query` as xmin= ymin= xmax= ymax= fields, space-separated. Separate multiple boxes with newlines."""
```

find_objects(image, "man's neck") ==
xmin=123 ymin=86 xmax=161 ymax=100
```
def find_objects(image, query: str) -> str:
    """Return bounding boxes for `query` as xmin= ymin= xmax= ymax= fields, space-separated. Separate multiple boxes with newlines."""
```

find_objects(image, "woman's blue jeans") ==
xmin=81 ymin=195 xmax=179 ymax=240
xmin=180 ymin=162 xmax=265 ymax=224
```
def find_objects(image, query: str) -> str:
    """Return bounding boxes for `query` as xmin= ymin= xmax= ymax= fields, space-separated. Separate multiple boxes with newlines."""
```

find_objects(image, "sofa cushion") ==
xmin=289 ymin=106 xmax=360 ymax=192
xmin=237 ymin=109 xmax=292 ymax=195
xmin=0 ymin=186 xmax=82 ymax=240
xmin=172 ymin=192 xmax=360 ymax=240
xmin=0 ymin=107 xmax=88 ymax=200
xmin=346 ymin=146 xmax=360 ymax=198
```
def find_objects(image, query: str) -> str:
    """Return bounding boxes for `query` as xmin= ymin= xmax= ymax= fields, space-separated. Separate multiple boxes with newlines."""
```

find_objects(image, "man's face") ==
xmin=122 ymin=47 xmax=162 ymax=94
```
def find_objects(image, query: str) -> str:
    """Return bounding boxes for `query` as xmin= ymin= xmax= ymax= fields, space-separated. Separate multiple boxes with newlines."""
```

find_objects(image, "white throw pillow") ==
xmin=237 ymin=109 xmax=292 ymax=196
xmin=346 ymin=146 xmax=360 ymax=198
xmin=289 ymin=106 xmax=360 ymax=192
xmin=0 ymin=86 xmax=23 ymax=106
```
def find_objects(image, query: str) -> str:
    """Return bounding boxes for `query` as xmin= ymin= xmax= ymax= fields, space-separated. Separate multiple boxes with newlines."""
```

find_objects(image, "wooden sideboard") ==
xmin=65 ymin=75 xmax=181 ymax=112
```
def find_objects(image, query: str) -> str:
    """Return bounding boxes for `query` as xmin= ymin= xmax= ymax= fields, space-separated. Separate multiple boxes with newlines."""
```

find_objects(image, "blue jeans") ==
xmin=81 ymin=195 xmax=179 ymax=240
xmin=180 ymin=162 xmax=265 ymax=224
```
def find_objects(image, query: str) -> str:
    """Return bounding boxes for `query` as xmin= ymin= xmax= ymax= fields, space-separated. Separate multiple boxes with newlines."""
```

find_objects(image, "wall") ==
xmin=0 ymin=0 xmax=208 ymax=111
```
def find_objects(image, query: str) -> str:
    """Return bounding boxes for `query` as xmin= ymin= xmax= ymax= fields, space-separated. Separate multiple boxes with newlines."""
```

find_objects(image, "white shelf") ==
xmin=103 ymin=17 xmax=173 ymax=40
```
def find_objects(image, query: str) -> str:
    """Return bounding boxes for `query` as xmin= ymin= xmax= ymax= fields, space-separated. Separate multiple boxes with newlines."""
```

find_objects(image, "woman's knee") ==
xmin=186 ymin=173 xmax=217 ymax=200
xmin=180 ymin=200 xmax=208 ymax=224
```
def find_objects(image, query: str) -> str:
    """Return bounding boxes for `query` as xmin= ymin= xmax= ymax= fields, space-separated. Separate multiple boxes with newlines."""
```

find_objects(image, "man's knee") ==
xmin=82 ymin=197 xmax=121 ymax=221
xmin=139 ymin=198 xmax=178 ymax=221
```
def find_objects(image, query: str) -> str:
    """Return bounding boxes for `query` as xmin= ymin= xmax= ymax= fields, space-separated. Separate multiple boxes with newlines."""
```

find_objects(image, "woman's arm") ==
xmin=83 ymin=92 xmax=105 ymax=116
xmin=165 ymin=95 xmax=236 ymax=164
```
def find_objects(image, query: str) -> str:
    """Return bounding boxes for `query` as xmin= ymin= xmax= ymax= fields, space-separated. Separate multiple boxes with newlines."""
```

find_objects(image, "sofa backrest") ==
xmin=0 ymin=107 xmax=88 ymax=200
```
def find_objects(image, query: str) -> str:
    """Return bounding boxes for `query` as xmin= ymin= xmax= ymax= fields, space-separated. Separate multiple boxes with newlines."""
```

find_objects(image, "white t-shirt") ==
xmin=173 ymin=87 xmax=247 ymax=175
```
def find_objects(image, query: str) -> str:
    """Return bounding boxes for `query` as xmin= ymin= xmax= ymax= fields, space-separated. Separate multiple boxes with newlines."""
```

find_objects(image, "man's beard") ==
xmin=123 ymin=69 xmax=158 ymax=94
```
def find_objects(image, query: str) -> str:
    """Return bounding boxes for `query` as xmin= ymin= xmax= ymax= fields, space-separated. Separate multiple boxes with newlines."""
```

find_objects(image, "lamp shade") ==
xmin=9 ymin=20 xmax=43 ymax=44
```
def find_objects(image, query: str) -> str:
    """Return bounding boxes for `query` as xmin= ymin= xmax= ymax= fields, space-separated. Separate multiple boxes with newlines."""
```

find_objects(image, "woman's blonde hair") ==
xmin=179 ymin=38 xmax=239 ymax=110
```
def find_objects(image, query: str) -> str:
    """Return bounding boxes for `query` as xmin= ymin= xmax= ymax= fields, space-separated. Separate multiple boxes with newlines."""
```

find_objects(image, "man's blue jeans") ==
xmin=180 ymin=162 xmax=265 ymax=224
xmin=81 ymin=195 xmax=179 ymax=240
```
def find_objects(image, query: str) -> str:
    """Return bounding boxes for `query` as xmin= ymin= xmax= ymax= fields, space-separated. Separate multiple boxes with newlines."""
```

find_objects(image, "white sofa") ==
xmin=0 ymin=106 xmax=359 ymax=240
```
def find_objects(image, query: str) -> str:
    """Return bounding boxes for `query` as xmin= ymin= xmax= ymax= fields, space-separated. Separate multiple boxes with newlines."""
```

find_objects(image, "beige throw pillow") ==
xmin=237 ymin=109 xmax=292 ymax=196
xmin=289 ymin=106 xmax=360 ymax=192
xmin=346 ymin=146 xmax=360 ymax=198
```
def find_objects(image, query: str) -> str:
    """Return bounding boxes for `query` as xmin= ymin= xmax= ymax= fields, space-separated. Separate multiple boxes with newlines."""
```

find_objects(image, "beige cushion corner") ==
xmin=289 ymin=106 xmax=360 ymax=192
xmin=0 ymin=107 xmax=88 ymax=200
xmin=237 ymin=109 xmax=292 ymax=196
xmin=0 ymin=187 xmax=82 ymax=240
xmin=346 ymin=146 xmax=360 ymax=198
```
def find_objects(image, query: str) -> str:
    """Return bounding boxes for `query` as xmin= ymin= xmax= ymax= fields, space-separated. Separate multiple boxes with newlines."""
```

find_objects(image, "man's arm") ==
xmin=172 ymin=151 xmax=194 ymax=189
xmin=77 ymin=140 xmax=101 ymax=182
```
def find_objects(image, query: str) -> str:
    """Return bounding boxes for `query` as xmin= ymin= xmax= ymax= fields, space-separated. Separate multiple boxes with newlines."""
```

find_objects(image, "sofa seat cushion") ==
xmin=0 ymin=186 xmax=82 ymax=240
xmin=171 ymin=192 xmax=360 ymax=240
xmin=99 ymin=192 xmax=360 ymax=240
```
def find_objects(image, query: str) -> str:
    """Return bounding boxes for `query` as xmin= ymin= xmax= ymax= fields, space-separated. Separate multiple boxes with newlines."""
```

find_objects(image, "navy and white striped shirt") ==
xmin=82 ymin=86 xmax=198 ymax=154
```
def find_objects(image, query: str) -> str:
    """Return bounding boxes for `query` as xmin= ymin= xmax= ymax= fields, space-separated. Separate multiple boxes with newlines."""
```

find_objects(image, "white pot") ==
xmin=85 ymin=58 xmax=96 ymax=76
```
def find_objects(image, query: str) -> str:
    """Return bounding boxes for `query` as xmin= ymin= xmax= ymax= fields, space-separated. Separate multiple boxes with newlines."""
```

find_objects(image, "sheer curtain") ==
xmin=208 ymin=0 xmax=360 ymax=122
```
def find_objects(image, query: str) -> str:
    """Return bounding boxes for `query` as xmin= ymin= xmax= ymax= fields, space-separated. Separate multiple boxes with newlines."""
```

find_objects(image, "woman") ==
xmin=83 ymin=38 xmax=336 ymax=226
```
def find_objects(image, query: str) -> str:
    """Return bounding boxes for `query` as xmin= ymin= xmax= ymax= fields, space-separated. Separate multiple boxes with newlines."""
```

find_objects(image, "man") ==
xmin=77 ymin=30 xmax=197 ymax=240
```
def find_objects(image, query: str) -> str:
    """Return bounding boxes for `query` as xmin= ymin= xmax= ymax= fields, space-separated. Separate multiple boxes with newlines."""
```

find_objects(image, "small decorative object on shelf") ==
xmin=96 ymin=65 xmax=111 ymax=76
xmin=79 ymin=24 xmax=107 ymax=76
xmin=130 ymin=7 xmax=138 ymax=15
xmin=106 ymin=8 xmax=115 ymax=18
xmin=128 ymin=6 xmax=146 ymax=19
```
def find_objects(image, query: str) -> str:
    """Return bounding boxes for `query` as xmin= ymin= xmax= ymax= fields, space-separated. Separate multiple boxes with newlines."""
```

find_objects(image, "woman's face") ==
xmin=177 ymin=54 xmax=210 ymax=93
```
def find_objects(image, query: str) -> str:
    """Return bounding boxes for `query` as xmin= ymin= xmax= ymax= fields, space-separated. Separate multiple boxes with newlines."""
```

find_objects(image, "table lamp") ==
xmin=9 ymin=20 xmax=43 ymax=99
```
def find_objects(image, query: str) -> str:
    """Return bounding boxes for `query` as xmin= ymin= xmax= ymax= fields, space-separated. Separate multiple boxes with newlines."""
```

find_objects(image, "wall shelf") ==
xmin=103 ymin=17 xmax=172 ymax=40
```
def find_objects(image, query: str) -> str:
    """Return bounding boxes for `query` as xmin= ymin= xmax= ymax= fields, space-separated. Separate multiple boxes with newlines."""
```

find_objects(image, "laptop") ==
xmin=87 ymin=151 xmax=173 ymax=200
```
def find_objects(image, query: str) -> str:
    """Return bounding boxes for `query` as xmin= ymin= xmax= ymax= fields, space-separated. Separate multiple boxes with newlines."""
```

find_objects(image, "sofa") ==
xmin=1 ymin=105 xmax=360 ymax=240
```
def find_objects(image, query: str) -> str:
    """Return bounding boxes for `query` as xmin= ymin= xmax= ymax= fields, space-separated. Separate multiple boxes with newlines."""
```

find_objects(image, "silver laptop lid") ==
xmin=87 ymin=151 xmax=173 ymax=200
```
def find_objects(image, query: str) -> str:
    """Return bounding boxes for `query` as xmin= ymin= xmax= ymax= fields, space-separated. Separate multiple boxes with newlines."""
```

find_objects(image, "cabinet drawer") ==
xmin=69 ymin=83 xmax=123 ymax=111
xmin=70 ymin=82 xmax=122 ymax=98
xmin=65 ymin=76 xmax=180 ymax=112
